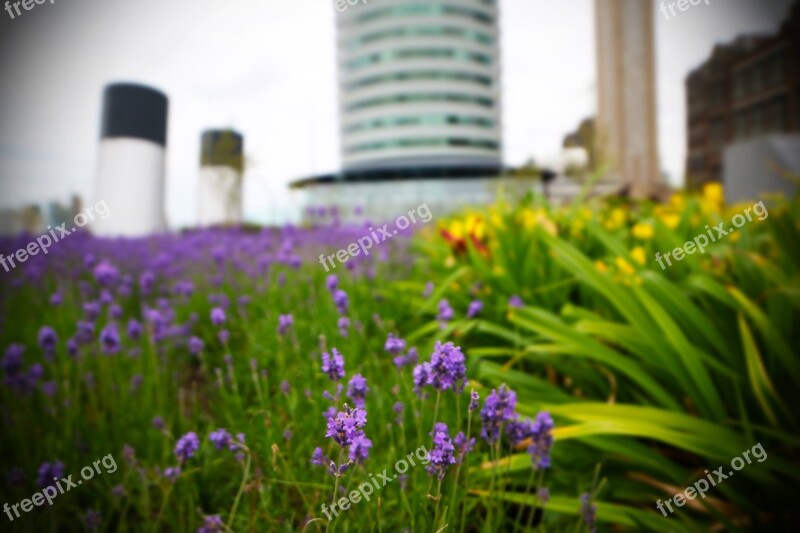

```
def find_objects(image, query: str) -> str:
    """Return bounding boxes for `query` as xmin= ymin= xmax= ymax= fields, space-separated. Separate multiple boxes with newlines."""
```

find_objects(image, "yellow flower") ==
xmin=448 ymin=220 xmax=465 ymax=240
xmin=604 ymin=208 xmax=626 ymax=230
xmin=632 ymin=223 xmax=654 ymax=239
xmin=630 ymin=246 xmax=646 ymax=266
xmin=661 ymin=213 xmax=680 ymax=230
xmin=703 ymin=182 xmax=724 ymax=205
xmin=595 ymin=260 xmax=608 ymax=273
xmin=615 ymin=257 xmax=635 ymax=275
xmin=444 ymin=255 xmax=456 ymax=268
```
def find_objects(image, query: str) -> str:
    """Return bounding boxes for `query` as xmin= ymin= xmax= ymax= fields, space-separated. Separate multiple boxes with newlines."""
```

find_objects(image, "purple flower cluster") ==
xmin=324 ymin=404 xmax=372 ymax=467
xmin=278 ymin=314 xmax=293 ymax=335
xmin=174 ymin=431 xmax=200 ymax=463
xmin=346 ymin=374 xmax=369 ymax=408
xmin=412 ymin=341 xmax=467 ymax=395
xmin=210 ymin=307 xmax=226 ymax=326
xmin=467 ymin=300 xmax=483 ymax=319
xmin=321 ymin=348 xmax=345 ymax=381
xmin=36 ymin=461 xmax=65 ymax=488
xmin=426 ymin=423 xmax=456 ymax=480
xmin=479 ymin=384 xmax=517 ymax=444
xmin=384 ymin=333 xmax=406 ymax=355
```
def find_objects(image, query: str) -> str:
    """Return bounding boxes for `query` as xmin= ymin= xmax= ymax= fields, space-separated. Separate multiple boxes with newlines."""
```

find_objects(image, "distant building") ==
xmin=686 ymin=4 xmax=800 ymax=189
xmin=294 ymin=0 xmax=506 ymax=221
xmin=594 ymin=0 xmax=661 ymax=196
xmin=94 ymin=82 xmax=169 ymax=237
xmin=198 ymin=130 xmax=244 ymax=226
xmin=562 ymin=117 xmax=599 ymax=173
xmin=336 ymin=0 xmax=502 ymax=171
xmin=723 ymin=134 xmax=799 ymax=203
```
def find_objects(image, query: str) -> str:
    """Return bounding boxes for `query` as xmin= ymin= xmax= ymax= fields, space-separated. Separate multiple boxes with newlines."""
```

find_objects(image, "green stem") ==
xmin=227 ymin=451 xmax=251 ymax=529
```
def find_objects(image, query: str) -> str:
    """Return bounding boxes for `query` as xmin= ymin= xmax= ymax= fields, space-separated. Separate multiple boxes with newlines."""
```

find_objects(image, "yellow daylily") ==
xmin=632 ymin=223 xmax=654 ymax=239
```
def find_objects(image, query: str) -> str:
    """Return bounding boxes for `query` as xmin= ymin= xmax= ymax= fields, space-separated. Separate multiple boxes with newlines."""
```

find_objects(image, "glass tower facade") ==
xmin=336 ymin=0 xmax=502 ymax=171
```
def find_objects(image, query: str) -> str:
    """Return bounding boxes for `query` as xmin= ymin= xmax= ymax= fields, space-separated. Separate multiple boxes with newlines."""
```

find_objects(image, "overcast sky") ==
xmin=0 ymin=0 xmax=794 ymax=226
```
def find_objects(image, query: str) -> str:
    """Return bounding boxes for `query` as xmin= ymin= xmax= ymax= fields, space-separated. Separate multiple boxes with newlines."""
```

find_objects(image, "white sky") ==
xmin=0 ymin=0 xmax=794 ymax=226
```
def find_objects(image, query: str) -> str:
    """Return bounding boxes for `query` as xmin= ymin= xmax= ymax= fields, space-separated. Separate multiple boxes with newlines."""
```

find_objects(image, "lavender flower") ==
xmin=412 ymin=341 xmax=467 ymax=395
xmin=348 ymin=433 xmax=372 ymax=464
xmin=311 ymin=447 xmax=327 ymax=467
xmin=321 ymin=348 xmax=345 ymax=381
xmin=174 ymin=432 xmax=200 ymax=463
xmin=93 ymin=260 xmax=118 ymax=286
xmin=384 ymin=333 xmax=406 ymax=355
xmin=393 ymin=401 xmax=404 ymax=424
xmin=209 ymin=428 xmax=233 ymax=450
xmin=423 ymin=281 xmax=434 ymax=297
xmin=469 ymin=389 xmax=480 ymax=411
xmin=538 ymin=487 xmax=550 ymax=504
xmin=580 ymin=493 xmax=597 ymax=533
xmin=278 ymin=314 xmax=293 ymax=335
xmin=326 ymin=274 xmax=339 ymax=292
xmin=333 ymin=289 xmax=348 ymax=314
xmin=337 ymin=316 xmax=350 ymax=337
xmin=50 ymin=292 xmax=62 ymax=306
xmin=454 ymin=431 xmax=476 ymax=463
xmin=84 ymin=508 xmax=102 ymax=531
xmin=467 ymin=300 xmax=483 ymax=318
xmin=210 ymin=307 xmax=226 ymax=326
xmin=426 ymin=423 xmax=456 ymax=480
xmin=527 ymin=411 xmax=555 ymax=469
xmin=346 ymin=374 xmax=369 ymax=408
xmin=36 ymin=461 xmax=65 ymax=488
xmin=437 ymin=299 xmax=454 ymax=323
xmin=38 ymin=326 xmax=58 ymax=352
xmin=100 ymin=323 xmax=120 ymax=355
xmin=393 ymin=347 xmax=419 ymax=368
xmin=325 ymin=404 xmax=367 ymax=447
xmin=198 ymin=514 xmax=223 ymax=533
xmin=280 ymin=380 xmax=291 ymax=395
xmin=127 ymin=319 xmax=142 ymax=340
xmin=188 ymin=337 xmax=204 ymax=355
xmin=480 ymin=384 xmax=517 ymax=444
xmin=508 ymin=295 xmax=524 ymax=308
xmin=163 ymin=466 xmax=181 ymax=482
xmin=152 ymin=416 xmax=166 ymax=431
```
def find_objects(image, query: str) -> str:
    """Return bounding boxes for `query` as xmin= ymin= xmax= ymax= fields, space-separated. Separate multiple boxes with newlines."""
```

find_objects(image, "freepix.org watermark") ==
xmin=0 ymin=200 xmax=111 ymax=274
xmin=318 ymin=203 xmax=433 ymax=272
xmin=655 ymin=200 xmax=768 ymax=270
xmin=4 ymin=0 xmax=55 ymax=20
xmin=659 ymin=0 xmax=711 ymax=21
xmin=334 ymin=0 xmax=368 ymax=13
xmin=320 ymin=445 xmax=429 ymax=521
xmin=3 ymin=453 xmax=117 ymax=522
xmin=656 ymin=442 xmax=767 ymax=517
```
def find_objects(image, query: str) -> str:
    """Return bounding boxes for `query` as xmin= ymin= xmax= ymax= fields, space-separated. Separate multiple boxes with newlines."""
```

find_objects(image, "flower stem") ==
xmin=227 ymin=450 xmax=251 ymax=529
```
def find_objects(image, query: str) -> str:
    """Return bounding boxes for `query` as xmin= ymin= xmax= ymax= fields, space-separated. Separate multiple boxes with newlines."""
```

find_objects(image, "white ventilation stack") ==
xmin=93 ymin=83 xmax=169 ymax=236
xmin=198 ymin=130 xmax=244 ymax=227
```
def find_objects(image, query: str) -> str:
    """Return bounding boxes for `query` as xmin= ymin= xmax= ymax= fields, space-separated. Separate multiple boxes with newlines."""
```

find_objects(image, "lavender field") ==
xmin=1 ymin=187 xmax=799 ymax=532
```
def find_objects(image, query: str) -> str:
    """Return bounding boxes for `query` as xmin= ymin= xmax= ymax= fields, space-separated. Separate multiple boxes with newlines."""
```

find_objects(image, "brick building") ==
xmin=685 ymin=3 xmax=800 ymax=189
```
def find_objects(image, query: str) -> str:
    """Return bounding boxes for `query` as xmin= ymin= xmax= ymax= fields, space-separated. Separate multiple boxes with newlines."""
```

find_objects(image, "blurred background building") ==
xmin=685 ymin=3 xmax=800 ymax=200
xmin=594 ymin=0 xmax=661 ymax=197
xmin=93 ymin=83 xmax=169 ymax=237
xmin=198 ymin=130 xmax=244 ymax=226
xmin=294 ymin=0 xmax=507 ymax=222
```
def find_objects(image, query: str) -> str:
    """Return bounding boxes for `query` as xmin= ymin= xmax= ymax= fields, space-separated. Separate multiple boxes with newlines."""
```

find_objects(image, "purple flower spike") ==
xmin=38 ymin=326 xmax=58 ymax=352
xmin=480 ymin=384 xmax=517 ymax=444
xmin=210 ymin=307 xmax=226 ymax=326
xmin=278 ymin=314 xmax=293 ymax=335
xmin=174 ymin=432 xmax=200 ymax=463
xmin=325 ymin=404 xmax=367 ymax=447
xmin=412 ymin=341 xmax=467 ymax=395
xmin=188 ymin=337 xmax=204 ymax=355
xmin=333 ymin=290 xmax=348 ymax=315
xmin=321 ymin=348 xmax=345 ymax=381
xmin=100 ymin=323 xmax=121 ymax=355
xmin=467 ymin=300 xmax=483 ymax=318
xmin=209 ymin=428 xmax=233 ymax=450
xmin=36 ymin=461 xmax=65 ymax=488
xmin=426 ymin=423 xmax=456 ymax=480
xmin=437 ymin=300 xmax=454 ymax=323
xmin=527 ymin=411 xmax=555 ymax=469
xmin=468 ymin=390 xmax=480 ymax=411
xmin=384 ymin=333 xmax=406 ymax=355
xmin=346 ymin=374 xmax=369 ymax=408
